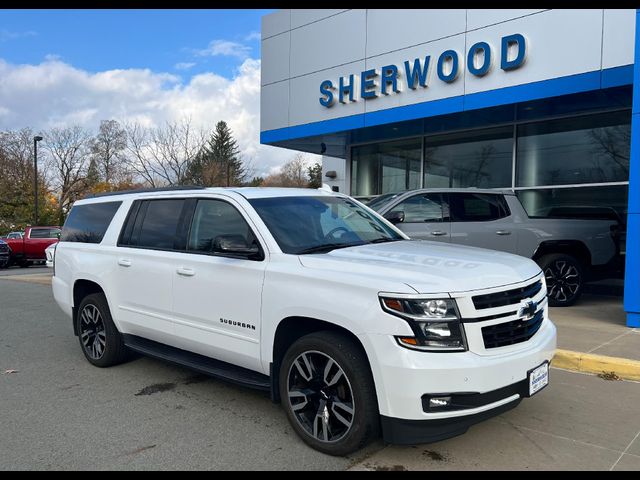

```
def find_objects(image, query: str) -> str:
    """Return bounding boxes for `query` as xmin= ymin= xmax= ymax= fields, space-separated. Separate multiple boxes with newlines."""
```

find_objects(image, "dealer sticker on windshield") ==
xmin=528 ymin=362 xmax=549 ymax=396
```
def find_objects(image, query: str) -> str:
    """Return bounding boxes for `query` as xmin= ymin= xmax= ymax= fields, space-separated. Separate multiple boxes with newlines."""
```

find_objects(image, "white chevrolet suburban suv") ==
xmin=52 ymin=186 xmax=556 ymax=456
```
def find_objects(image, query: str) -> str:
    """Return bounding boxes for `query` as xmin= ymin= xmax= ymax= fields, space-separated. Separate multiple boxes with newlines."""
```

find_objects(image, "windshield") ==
xmin=249 ymin=195 xmax=403 ymax=254
xmin=366 ymin=192 xmax=403 ymax=212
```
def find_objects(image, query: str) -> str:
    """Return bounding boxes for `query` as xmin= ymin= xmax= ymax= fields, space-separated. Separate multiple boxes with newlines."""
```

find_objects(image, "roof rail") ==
xmin=84 ymin=185 xmax=206 ymax=199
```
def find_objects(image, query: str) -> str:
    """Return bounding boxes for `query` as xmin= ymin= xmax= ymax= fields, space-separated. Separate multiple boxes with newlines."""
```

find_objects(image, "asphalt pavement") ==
xmin=1 ymin=273 xmax=640 ymax=470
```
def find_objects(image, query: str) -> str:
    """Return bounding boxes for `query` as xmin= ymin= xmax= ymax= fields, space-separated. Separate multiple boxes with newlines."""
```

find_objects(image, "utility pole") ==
xmin=33 ymin=135 xmax=43 ymax=225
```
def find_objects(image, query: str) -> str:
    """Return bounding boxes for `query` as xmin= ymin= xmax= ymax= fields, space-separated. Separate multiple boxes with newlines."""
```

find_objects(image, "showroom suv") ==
xmin=52 ymin=187 xmax=556 ymax=455
xmin=369 ymin=189 xmax=621 ymax=307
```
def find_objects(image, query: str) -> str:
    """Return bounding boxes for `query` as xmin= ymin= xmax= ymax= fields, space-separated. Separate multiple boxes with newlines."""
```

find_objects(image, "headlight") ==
xmin=380 ymin=297 xmax=467 ymax=352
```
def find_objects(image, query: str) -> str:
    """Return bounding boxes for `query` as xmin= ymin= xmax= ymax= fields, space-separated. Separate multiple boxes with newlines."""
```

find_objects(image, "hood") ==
xmin=298 ymin=240 xmax=541 ymax=294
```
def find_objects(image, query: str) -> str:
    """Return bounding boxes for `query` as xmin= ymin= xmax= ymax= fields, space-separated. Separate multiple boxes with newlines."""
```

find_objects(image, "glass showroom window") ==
xmin=516 ymin=110 xmax=631 ymax=187
xmin=423 ymin=126 xmax=513 ymax=189
xmin=516 ymin=185 xmax=629 ymax=224
xmin=351 ymin=139 xmax=421 ymax=196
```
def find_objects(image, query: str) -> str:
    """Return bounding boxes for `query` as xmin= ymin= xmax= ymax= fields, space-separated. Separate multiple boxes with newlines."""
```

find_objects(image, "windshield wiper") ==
xmin=297 ymin=243 xmax=364 ymax=255
xmin=368 ymin=237 xmax=401 ymax=244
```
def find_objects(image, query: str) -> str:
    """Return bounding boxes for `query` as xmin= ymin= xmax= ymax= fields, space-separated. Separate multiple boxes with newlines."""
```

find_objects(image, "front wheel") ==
xmin=279 ymin=331 xmax=379 ymax=456
xmin=537 ymin=253 xmax=584 ymax=307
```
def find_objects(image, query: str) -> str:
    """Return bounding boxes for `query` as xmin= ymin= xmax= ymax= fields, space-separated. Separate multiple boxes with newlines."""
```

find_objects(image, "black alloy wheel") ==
xmin=539 ymin=253 xmax=584 ymax=307
xmin=279 ymin=331 xmax=379 ymax=456
xmin=75 ymin=293 xmax=129 ymax=367
xmin=79 ymin=304 xmax=107 ymax=360
xmin=287 ymin=350 xmax=355 ymax=443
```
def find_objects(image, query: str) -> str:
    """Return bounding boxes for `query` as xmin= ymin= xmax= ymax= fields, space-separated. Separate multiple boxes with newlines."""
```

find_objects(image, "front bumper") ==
xmin=358 ymin=318 xmax=556 ymax=442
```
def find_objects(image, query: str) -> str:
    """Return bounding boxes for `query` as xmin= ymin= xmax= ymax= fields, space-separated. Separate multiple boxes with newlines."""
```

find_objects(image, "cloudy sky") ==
xmin=0 ymin=9 xmax=304 ymax=177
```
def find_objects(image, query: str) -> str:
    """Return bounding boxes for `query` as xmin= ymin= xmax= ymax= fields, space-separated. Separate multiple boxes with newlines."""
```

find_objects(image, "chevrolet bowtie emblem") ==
xmin=519 ymin=301 xmax=537 ymax=321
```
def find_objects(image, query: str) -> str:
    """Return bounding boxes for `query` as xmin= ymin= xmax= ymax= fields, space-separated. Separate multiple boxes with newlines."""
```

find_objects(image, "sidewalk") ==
xmin=550 ymin=294 xmax=640 ymax=362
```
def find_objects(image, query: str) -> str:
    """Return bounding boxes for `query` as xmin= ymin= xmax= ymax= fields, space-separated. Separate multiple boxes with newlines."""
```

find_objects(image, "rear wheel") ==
xmin=76 ymin=293 xmax=129 ymax=367
xmin=537 ymin=253 xmax=584 ymax=307
xmin=279 ymin=331 xmax=379 ymax=456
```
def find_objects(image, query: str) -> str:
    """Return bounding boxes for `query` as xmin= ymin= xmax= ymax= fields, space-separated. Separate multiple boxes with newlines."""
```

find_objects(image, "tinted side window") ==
xmin=393 ymin=194 xmax=446 ymax=223
xmin=61 ymin=202 xmax=121 ymax=243
xmin=30 ymin=228 xmax=62 ymax=239
xmin=188 ymin=199 xmax=260 ymax=257
xmin=136 ymin=199 xmax=185 ymax=250
xmin=450 ymin=193 xmax=510 ymax=222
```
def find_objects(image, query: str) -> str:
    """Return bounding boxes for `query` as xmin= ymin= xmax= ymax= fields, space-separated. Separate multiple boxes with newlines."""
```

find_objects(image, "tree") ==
xmin=186 ymin=121 xmax=247 ymax=187
xmin=262 ymin=153 xmax=311 ymax=187
xmin=307 ymin=162 xmax=323 ymax=188
xmin=0 ymin=128 xmax=57 ymax=231
xmin=89 ymin=119 xmax=127 ymax=187
xmin=124 ymin=118 xmax=204 ymax=187
xmin=247 ymin=176 xmax=264 ymax=187
xmin=44 ymin=126 xmax=92 ymax=224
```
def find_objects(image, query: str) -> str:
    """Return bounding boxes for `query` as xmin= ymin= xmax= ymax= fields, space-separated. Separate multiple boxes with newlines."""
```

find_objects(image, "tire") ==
xmin=537 ymin=253 xmax=584 ymax=307
xmin=279 ymin=331 xmax=379 ymax=456
xmin=19 ymin=260 xmax=31 ymax=268
xmin=75 ymin=293 xmax=129 ymax=367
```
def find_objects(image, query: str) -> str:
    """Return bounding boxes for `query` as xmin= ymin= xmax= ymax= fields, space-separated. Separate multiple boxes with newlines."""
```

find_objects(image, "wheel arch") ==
xmin=270 ymin=316 xmax=376 ymax=404
xmin=72 ymin=279 xmax=106 ymax=336
xmin=533 ymin=240 xmax=592 ymax=269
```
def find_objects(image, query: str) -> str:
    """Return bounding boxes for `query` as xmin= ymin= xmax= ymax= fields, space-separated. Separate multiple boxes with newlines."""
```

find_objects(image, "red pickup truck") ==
xmin=5 ymin=226 xmax=61 ymax=267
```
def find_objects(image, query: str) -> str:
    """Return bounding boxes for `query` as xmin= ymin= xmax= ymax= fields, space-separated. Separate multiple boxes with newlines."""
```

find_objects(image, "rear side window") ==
xmin=61 ymin=202 xmax=121 ymax=243
xmin=450 ymin=193 xmax=510 ymax=222
xmin=31 ymin=228 xmax=62 ymax=239
xmin=120 ymin=199 xmax=186 ymax=250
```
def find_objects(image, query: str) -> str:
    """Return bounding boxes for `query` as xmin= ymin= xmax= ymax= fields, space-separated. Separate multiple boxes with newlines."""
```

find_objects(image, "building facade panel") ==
xmin=289 ymin=9 xmax=367 ymax=79
xmin=602 ymin=9 xmax=636 ymax=69
xmin=261 ymin=32 xmax=290 ymax=86
xmin=365 ymin=9 xmax=466 ymax=58
xmin=290 ymin=9 xmax=349 ymax=29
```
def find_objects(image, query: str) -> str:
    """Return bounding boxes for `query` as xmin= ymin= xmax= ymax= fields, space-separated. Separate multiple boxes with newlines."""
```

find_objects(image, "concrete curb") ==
xmin=552 ymin=349 xmax=640 ymax=381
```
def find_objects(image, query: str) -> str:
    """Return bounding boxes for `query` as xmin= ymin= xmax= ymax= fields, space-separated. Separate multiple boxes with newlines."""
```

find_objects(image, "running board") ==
xmin=123 ymin=334 xmax=270 ymax=391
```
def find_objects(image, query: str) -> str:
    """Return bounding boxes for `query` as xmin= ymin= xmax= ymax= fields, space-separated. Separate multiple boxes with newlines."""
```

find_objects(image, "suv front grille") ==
xmin=0 ymin=243 xmax=9 ymax=253
xmin=472 ymin=280 xmax=542 ymax=310
xmin=481 ymin=309 xmax=544 ymax=349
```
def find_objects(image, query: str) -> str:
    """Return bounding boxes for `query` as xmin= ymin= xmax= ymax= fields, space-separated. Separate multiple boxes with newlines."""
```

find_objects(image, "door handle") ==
xmin=430 ymin=231 xmax=447 ymax=236
xmin=118 ymin=259 xmax=132 ymax=267
xmin=176 ymin=267 xmax=195 ymax=277
xmin=496 ymin=230 xmax=512 ymax=236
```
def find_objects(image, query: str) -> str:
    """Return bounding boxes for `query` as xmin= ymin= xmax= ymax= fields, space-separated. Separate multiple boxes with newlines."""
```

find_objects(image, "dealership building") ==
xmin=259 ymin=9 xmax=640 ymax=327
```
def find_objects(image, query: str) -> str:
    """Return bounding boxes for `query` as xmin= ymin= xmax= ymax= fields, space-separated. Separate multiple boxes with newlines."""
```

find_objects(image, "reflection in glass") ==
xmin=516 ymin=111 xmax=630 ymax=187
xmin=423 ymin=127 xmax=513 ymax=189
xmin=351 ymin=139 xmax=421 ymax=196
xmin=516 ymin=185 xmax=628 ymax=223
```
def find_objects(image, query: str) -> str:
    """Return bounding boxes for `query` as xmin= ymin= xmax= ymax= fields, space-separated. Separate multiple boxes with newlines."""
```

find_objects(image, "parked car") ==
xmin=5 ymin=226 xmax=61 ymax=267
xmin=52 ymin=187 xmax=555 ymax=456
xmin=370 ymin=189 xmax=621 ymax=307
xmin=0 ymin=239 xmax=10 ymax=268
xmin=0 ymin=231 xmax=24 ymax=240
xmin=45 ymin=241 xmax=58 ymax=268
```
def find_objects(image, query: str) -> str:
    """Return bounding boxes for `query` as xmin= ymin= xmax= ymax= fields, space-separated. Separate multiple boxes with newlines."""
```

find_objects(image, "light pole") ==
xmin=33 ymin=135 xmax=43 ymax=225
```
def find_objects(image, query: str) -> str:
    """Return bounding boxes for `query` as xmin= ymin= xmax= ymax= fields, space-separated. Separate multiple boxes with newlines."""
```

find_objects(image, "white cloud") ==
xmin=174 ymin=62 xmax=196 ymax=70
xmin=0 ymin=29 xmax=37 ymax=42
xmin=195 ymin=40 xmax=252 ymax=59
xmin=0 ymin=56 xmax=318 ymax=177
xmin=244 ymin=31 xmax=261 ymax=42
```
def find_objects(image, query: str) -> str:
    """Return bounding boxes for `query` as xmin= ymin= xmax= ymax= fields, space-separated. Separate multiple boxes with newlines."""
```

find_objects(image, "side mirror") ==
xmin=384 ymin=210 xmax=405 ymax=225
xmin=213 ymin=235 xmax=260 ymax=257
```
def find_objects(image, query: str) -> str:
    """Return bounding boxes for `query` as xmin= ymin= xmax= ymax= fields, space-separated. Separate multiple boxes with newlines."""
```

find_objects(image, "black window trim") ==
xmin=116 ymin=196 xmax=266 ymax=262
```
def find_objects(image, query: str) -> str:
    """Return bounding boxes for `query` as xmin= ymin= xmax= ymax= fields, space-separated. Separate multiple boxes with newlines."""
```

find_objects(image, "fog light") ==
xmin=429 ymin=396 xmax=451 ymax=408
